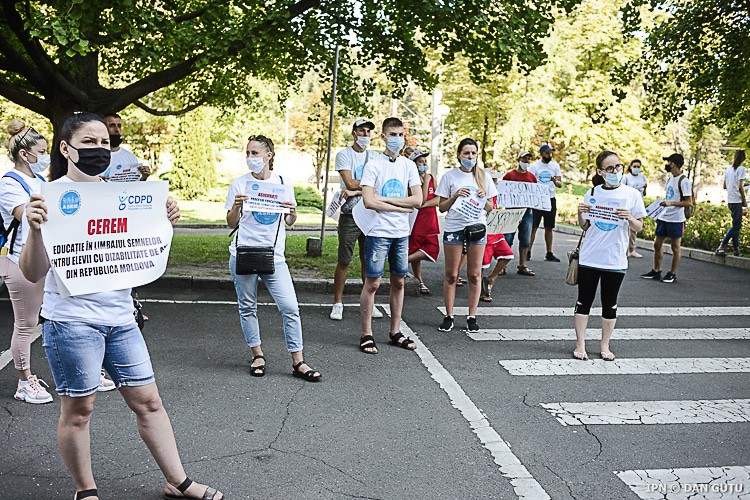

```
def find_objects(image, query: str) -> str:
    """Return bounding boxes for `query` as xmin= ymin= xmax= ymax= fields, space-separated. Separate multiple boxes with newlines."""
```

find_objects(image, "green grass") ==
xmin=168 ymin=233 xmax=360 ymax=277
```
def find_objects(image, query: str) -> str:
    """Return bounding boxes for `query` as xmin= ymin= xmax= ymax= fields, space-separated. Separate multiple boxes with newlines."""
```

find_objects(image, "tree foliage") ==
xmin=169 ymin=108 xmax=215 ymax=200
xmin=0 ymin=0 xmax=572 ymax=134
xmin=623 ymin=0 xmax=750 ymax=135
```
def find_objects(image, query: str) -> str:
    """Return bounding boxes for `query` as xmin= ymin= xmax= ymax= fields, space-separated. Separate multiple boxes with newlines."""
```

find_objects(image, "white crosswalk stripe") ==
xmin=440 ymin=306 xmax=750 ymax=316
xmin=616 ymin=466 xmax=750 ymax=499
xmin=541 ymin=399 xmax=750 ymax=426
xmin=499 ymin=357 xmax=750 ymax=375
xmin=468 ymin=328 xmax=750 ymax=341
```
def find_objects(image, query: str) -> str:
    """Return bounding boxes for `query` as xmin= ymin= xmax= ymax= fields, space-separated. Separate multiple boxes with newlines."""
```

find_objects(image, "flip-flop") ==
xmin=572 ymin=351 xmax=589 ymax=361
xmin=600 ymin=351 xmax=616 ymax=361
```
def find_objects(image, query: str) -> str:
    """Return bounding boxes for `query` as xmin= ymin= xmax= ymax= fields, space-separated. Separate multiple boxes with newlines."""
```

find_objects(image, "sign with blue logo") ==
xmin=60 ymin=190 xmax=81 ymax=215
xmin=583 ymin=193 xmax=626 ymax=230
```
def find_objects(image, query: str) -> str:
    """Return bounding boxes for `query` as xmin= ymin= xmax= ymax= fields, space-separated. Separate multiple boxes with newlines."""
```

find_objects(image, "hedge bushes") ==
xmin=557 ymin=192 xmax=749 ymax=254
xmin=294 ymin=186 xmax=323 ymax=210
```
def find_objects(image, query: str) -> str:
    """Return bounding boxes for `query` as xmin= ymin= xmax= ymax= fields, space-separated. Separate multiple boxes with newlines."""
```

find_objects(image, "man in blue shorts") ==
xmin=641 ymin=153 xmax=692 ymax=283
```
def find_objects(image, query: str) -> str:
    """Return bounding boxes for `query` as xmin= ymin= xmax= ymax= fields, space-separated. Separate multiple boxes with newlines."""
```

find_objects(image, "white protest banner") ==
xmin=646 ymin=197 xmax=666 ymax=220
xmin=486 ymin=208 xmax=527 ymax=234
xmin=40 ymin=181 xmax=173 ymax=297
xmin=106 ymin=162 xmax=143 ymax=183
xmin=450 ymin=193 xmax=484 ymax=220
xmin=583 ymin=193 xmax=626 ymax=227
xmin=496 ymin=180 xmax=551 ymax=210
xmin=243 ymin=180 xmax=293 ymax=213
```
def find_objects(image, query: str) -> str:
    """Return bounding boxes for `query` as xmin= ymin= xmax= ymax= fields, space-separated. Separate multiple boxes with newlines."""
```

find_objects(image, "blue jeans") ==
xmin=721 ymin=203 xmax=743 ymax=250
xmin=229 ymin=257 xmax=303 ymax=352
xmin=504 ymin=208 xmax=533 ymax=248
xmin=364 ymin=236 xmax=409 ymax=278
xmin=43 ymin=320 xmax=154 ymax=397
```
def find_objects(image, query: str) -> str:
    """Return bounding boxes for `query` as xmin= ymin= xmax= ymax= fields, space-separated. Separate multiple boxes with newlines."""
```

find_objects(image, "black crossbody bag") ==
xmin=231 ymin=176 xmax=284 ymax=275
xmin=462 ymin=223 xmax=487 ymax=255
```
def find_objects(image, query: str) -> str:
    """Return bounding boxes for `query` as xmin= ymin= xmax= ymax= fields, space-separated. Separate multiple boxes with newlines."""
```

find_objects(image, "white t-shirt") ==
xmin=657 ymin=174 xmax=692 ymax=223
xmin=622 ymin=173 xmax=647 ymax=195
xmin=335 ymin=146 xmax=372 ymax=212
xmin=225 ymin=173 xmax=294 ymax=262
xmin=529 ymin=160 xmax=562 ymax=198
xmin=580 ymin=185 xmax=647 ymax=270
xmin=436 ymin=167 xmax=498 ymax=233
xmin=359 ymin=153 xmax=421 ymax=238
xmin=725 ymin=165 xmax=747 ymax=204
xmin=41 ymin=176 xmax=134 ymax=326
xmin=0 ymin=170 xmax=45 ymax=263
xmin=102 ymin=147 xmax=139 ymax=178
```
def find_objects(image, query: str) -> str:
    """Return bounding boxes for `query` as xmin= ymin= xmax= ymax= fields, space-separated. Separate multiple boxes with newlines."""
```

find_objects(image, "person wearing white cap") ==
xmin=529 ymin=144 xmax=562 ymax=262
xmin=407 ymin=150 xmax=440 ymax=294
xmin=329 ymin=118 xmax=384 ymax=321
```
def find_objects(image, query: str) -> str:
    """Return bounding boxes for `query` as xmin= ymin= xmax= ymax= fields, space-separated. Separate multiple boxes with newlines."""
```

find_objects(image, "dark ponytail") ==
xmin=50 ymin=112 xmax=107 ymax=180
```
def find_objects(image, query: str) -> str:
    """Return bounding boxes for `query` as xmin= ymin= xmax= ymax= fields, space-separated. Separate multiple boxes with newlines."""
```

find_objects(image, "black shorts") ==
xmin=532 ymin=198 xmax=557 ymax=229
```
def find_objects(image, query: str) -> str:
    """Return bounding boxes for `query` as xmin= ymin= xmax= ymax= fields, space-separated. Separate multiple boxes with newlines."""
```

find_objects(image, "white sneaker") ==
xmin=372 ymin=305 xmax=384 ymax=318
xmin=97 ymin=370 xmax=117 ymax=392
xmin=330 ymin=303 xmax=344 ymax=320
xmin=14 ymin=375 xmax=53 ymax=404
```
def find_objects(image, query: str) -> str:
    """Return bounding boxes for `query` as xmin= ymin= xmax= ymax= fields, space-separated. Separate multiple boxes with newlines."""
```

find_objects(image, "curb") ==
xmin=176 ymin=223 xmax=336 ymax=232
xmin=155 ymin=275 xmax=420 ymax=296
xmin=554 ymin=225 xmax=750 ymax=271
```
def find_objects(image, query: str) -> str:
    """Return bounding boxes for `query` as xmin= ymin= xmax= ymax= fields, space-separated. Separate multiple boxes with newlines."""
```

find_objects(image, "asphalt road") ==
xmin=1 ymin=232 xmax=749 ymax=499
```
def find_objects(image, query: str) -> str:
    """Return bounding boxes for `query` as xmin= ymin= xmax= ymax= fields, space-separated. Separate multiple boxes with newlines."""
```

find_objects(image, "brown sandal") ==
xmin=517 ymin=266 xmax=536 ymax=276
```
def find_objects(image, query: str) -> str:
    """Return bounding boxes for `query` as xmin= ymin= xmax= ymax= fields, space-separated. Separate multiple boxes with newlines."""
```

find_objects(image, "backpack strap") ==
xmin=3 ymin=171 xmax=34 ymax=195
xmin=2 ymin=171 xmax=42 ymax=254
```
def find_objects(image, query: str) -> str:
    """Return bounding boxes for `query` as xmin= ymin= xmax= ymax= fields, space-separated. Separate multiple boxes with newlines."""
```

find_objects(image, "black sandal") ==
xmin=165 ymin=477 xmax=222 ymax=500
xmin=75 ymin=489 xmax=98 ymax=500
xmin=359 ymin=335 xmax=378 ymax=354
xmin=292 ymin=360 xmax=322 ymax=382
xmin=250 ymin=355 xmax=266 ymax=377
xmin=388 ymin=332 xmax=416 ymax=350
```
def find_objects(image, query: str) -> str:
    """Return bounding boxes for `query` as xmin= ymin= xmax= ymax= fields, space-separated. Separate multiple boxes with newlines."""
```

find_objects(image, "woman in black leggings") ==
xmin=574 ymin=151 xmax=647 ymax=361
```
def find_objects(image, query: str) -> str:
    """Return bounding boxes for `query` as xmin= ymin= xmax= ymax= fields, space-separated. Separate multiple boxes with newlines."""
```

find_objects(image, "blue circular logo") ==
xmin=251 ymin=183 xmax=260 ymax=191
xmin=666 ymin=186 xmax=675 ymax=201
xmin=381 ymin=179 xmax=405 ymax=198
xmin=353 ymin=163 xmax=365 ymax=180
xmin=590 ymin=198 xmax=596 ymax=204
xmin=60 ymin=190 xmax=81 ymax=215
xmin=252 ymin=211 xmax=280 ymax=225
xmin=538 ymin=171 xmax=552 ymax=184
xmin=594 ymin=221 xmax=618 ymax=232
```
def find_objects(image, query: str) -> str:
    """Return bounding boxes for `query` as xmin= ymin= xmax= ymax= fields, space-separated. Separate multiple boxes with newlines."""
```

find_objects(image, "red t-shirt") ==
xmin=412 ymin=175 xmax=439 ymax=235
xmin=502 ymin=170 xmax=537 ymax=183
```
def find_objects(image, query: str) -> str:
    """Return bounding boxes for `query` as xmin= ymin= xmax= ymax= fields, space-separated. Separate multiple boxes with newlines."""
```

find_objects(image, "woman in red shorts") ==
xmin=480 ymin=171 xmax=514 ymax=301
xmin=408 ymin=150 xmax=440 ymax=294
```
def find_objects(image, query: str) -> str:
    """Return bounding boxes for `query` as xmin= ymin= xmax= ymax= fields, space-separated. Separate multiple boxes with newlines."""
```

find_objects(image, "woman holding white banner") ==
xmin=0 ymin=119 xmax=54 ymax=404
xmin=435 ymin=138 xmax=497 ymax=333
xmin=21 ymin=113 xmax=223 ymax=500
xmin=226 ymin=134 xmax=321 ymax=382
xmin=574 ymin=151 xmax=646 ymax=361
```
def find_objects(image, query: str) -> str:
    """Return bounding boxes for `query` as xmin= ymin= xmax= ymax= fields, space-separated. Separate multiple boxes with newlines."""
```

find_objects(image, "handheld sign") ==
xmin=485 ymin=208 xmax=527 ymax=234
xmin=243 ymin=180 xmax=293 ymax=213
xmin=106 ymin=162 xmax=143 ymax=183
xmin=645 ymin=197 xmax=666 ymax=220
xmin=496 ymin=180 xmax=551 ymax=210
xmin=583 ymin=192 xmax=627 ymax=228
xmin=40 ymin=181 xmax=173 ymax=297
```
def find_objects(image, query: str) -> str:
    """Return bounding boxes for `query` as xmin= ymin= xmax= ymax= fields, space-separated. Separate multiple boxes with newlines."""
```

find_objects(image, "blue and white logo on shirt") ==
xmin=60 ymin=190 xmax=81 ymax=215
xmin=381 ymin=179 xmax=405 ymax=198
xmin=666 ymin=186 xmax=675 ymax=201
xmin=353 ymin=163 xmax=365 ymax=180
xmin=594 ymin=221 xmax=618 ymax=232
xmin=537 ymin=170 xmax=552 ymax=184
xmin=252 ymin=211 xmax=280 ymax=225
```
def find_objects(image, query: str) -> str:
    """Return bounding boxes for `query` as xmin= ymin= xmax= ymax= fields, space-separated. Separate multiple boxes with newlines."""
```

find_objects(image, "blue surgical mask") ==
xmin=418 ymin=165 xmax=428 ymax=174
xmin=246 ymin=157 xmax=265 ymax=173
xmin=631 ymin=167 xmax=641 ymax=175
xmin=605 ymin=172 xmax=623 ymax=185
xmin=28 ymin=153 xmax=50 ymax=173
xmin=386 ymin=137 xmax=405 ymax=154
xmin=460 ymin=158 xmax=477 ymax=170
xmin=356 ymin=136 xmax=370 ymax=149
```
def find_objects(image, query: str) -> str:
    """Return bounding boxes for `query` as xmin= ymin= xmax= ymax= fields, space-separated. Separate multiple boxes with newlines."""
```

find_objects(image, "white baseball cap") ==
xmin=352 ymin=119 xmax=375 ymax=130
xmin=517 ymin=150 xmax=532 ymax=159
xmin=408 ymin=150 xmax=429 ymax=162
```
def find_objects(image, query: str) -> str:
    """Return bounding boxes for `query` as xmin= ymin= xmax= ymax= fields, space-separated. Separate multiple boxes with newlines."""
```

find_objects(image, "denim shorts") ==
xmin=43 ymin=320 xmax=155 ymax=397
xmin=503 ymin=208 xmax=533 ymax=249
xmin=442 ymin=230 xmax=488 ymax=245
xmin=364 ymin=236 xmax=409 ymax=278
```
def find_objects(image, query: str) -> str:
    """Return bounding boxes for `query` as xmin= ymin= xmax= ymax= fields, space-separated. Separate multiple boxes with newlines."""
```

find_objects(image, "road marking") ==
xmin=399 ymin=321 xmax=550 ymax=499
xmin=541 ymin=399 xmax=750 ymax=426
xmin=616 ymin=466 xmax=750 ymax=499
xmin=440 ymin=306 xmax=750 ymax=317
xmin=468 ymin=328 xmax=750 ymax=341
xmin=499 ymin=357 xmax=750 ymax=376
xmin=140 ymin=299 xmax=372 ymax=308
xmin=0 ymin=326 xmax=42 ymax=371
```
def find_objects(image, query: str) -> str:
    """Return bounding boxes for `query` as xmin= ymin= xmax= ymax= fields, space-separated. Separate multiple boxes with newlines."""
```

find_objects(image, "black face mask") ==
xmin=109 ymin=134 xmax=123 ymax=148
xmin=68 ymin=144 xmax=111 ymax=176
xmin=664 ymin=164 xmax=672 ymax=173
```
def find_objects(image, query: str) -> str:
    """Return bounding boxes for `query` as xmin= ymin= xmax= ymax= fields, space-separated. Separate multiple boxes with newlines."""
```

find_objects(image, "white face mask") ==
xmin=355 ymin=136 xmax=370 ymax=149
xmin=246 ymin=156 xmax=265 ymax=173
xmin=28 ymin=153 xmax=51 ymax=173
xmin=518 ymin=162 xmax=530 ymax=171
xmin=631 ymin=167 xmax=641 ymax=175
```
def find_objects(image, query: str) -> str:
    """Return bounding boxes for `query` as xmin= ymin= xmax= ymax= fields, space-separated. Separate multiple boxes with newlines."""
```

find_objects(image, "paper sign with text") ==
xmin=646 ymin=197 xmax=666 ymax=220
xmin=244 ymin=181 xmax=293 ymax=213
xmin=486 ymin=208 xmax=527 ymax=234
xmin=450 ymin=193 xmax=484 ymax=220
xmin=496 ymin=181 xmax=551 ymax=210
xmin=326 ymin=191 xmax=344 ymax=221
xmin=40 ymin=181 xmax=173 ymax=297
xmin=106 ymin=163 xmax=142 ymax=183
xmin=583 ymin=193 xmax=626 ymax=228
